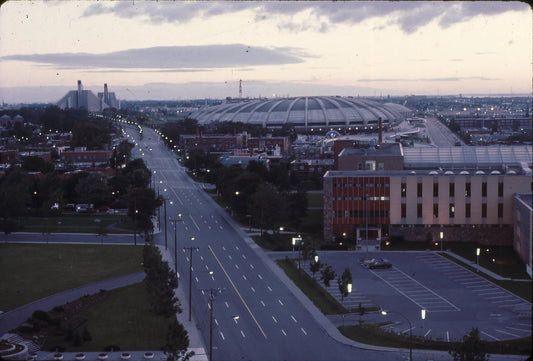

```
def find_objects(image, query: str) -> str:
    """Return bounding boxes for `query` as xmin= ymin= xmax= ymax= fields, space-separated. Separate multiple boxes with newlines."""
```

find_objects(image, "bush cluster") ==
xmin=142 ymin=244 xmax=181 ymax=317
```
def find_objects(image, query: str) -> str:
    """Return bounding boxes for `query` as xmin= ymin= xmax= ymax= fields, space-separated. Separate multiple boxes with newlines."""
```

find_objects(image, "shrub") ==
xmin=32 ymin=310 xmax=52 ymax=323
xmin=104 ymin=345 xmax=120 ymax=351
xmin=49 ymin=346 xmax=66 ymax=353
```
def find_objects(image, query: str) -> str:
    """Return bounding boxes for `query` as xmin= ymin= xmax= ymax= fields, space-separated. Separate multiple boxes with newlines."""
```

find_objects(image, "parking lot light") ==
xmin=476 ymin=248 xmax=481 ymax=268
xmin=439 ymin=231 xmax=444 ymax=252
xmin=381 ymin=310 xmax=412 ymax=361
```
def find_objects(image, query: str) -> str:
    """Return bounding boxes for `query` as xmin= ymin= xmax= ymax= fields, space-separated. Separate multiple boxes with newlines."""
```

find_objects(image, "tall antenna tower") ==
xmin=239 ymin=79 xmax=242 ymax=98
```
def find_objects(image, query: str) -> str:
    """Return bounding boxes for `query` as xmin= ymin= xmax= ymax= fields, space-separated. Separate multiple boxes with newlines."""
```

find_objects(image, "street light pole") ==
xmin=381 ymin=310 xmax=412 ymax=361
xmin=440 ymin=230 xmax=444 ymax=252
xmin=200 ymin=288 xmax=221 ymax=361
xmin=169 ymin=215 xmax=183 ymax=276
xmin=184 ymin=246 xmax=200 ymax=321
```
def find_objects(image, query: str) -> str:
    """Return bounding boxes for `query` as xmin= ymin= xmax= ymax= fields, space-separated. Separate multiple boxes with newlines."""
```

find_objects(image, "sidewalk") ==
xmin=156 ymin=245 xmax=208 ymax=361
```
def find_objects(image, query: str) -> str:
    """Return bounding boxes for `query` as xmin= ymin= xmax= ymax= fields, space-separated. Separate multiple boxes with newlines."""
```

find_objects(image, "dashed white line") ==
xmin=260 ymin=300 xmax=266 ymax=307
xmin=235 ymin=264 xmax=239 ymax=269
xmin=272 ymin=316 xmax=278 ymax=323
xmin=281 ymin=329 xmax=287 ymax=336
xmin=301 ymin=328 xmax=307 ymax=335
xmin=243 ymin=275 xmax=247 ymax=280
xmin=481 ymin=331 xmax=499 ymax=341
xmin=250 ymin=264 xmax=255 ymax=269
xmin=220 ymin=332 xmax=225 ymax=340
xmin=291 ymin=315 xmax=298 ymax=323
xmin=251 ymin=287 xmax=255 ymax=292
xmin=424 ymin=329 xmax=432 ymax=337
xmin=258 ymin=274 xmax=263 ymax=280
xmin=278 ymin=299 xmax=284 ymax=306
xmin=195 ymin=276 xmax=199 ymax=283
xmin=228 ymin=255 xmax=232 ymax=260
xmin=214 ymin=319 xmax=219 ymax=326
xmin=242 ymin=254 xmax=247 ymax=259
xmin=225 ymin=302 xmax=229 ymax=308
xmin=268 ymin=286 xmax=272 ymax=292
xmin=241 ymin=330 xmax=246 ymax=338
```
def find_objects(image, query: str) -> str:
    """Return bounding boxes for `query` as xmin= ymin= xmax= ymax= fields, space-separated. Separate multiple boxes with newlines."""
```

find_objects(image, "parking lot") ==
xmin=299 ymin=250 xmax=531 ymax=342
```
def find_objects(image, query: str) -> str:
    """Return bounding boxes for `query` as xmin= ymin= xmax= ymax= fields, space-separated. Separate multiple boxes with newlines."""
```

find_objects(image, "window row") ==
xmin=401 ymin=182 xmax=504 ymax=198
xmin=333 ymin=196 xmax=390 ymax=201
xmin=335 ymin=210 xmax=390 ymax=218
xmin=401 ymin=203 xmax=504 ymax=218
xmin=334 ymin=183 xmax=390 ymax=188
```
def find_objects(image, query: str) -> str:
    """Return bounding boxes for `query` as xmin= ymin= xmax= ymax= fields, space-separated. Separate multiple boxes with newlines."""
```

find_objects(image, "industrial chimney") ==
xmin=77 ymin=80 xmax=83 ymax=108
xmin=104 ymin=83 xmax=109 ymax=104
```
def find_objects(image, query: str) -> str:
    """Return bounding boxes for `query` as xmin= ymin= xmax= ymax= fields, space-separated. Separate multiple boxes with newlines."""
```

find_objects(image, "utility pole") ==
xmin=200 ymin=288 xmax=222 ymax=361
xmin=164 ymin=198 xmax=168 ymax=250
xmin=169 ymin=215 xmax=183 ymax=276
xmin=183 ymin=246 xmax=200 ymax=321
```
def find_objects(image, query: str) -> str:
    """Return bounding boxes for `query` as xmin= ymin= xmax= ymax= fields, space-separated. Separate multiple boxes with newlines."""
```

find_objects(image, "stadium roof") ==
xmin=190 ymin=96 xmax=411 ymax=131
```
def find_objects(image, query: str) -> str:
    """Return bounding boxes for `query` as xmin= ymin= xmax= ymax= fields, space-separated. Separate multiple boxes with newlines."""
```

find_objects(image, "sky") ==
xmin=0 ymin=1 xmax=531 ymax=103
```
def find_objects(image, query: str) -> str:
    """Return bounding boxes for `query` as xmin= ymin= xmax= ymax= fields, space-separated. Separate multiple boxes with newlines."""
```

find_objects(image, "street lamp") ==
xmin=381 ymin=310 xmax=412 ymax=361
xmin=439 ymin=231 xmax=444 ymax=252
xmin=476 ymin=248 xmax=480 ymax=269
xmin=184 ymin=245 xmax=200 ymax=321
xmin=169 ymin=215 xmax=183 ymax=276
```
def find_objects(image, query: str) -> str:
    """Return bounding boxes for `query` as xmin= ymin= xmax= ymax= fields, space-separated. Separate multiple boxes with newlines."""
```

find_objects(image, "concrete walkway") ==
xmin=0 ymin=272 xmax=145 ymax=336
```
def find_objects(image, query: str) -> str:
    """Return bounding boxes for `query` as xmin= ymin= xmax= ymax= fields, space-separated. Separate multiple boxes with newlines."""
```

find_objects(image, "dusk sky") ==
xmin=0 ymin=1 xmax=531 ymax=103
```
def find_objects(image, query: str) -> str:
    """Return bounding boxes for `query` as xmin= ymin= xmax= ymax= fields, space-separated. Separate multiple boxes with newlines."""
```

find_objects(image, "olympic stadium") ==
xmin=190 ymin=96 xmax=412 ymax=133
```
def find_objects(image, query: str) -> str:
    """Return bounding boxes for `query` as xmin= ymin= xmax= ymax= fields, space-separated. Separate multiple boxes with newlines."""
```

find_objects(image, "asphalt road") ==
xmin=424 ymin=117 xmax=465 ymax=147
xmin=124 ymin=125 xmax=528 ymax=361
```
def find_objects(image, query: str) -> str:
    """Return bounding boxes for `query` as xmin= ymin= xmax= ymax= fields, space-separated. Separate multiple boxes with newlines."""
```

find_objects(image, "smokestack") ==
xmin=378 ymin=117 xmax=383 ymax=144
xmin=77 ymin=80 xmax=83 ymax=108
xmin=104 ymin=83 xmax=109 ymax=104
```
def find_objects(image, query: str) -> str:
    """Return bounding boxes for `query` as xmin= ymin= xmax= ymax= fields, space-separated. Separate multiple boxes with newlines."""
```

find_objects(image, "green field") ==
xmin=0 ymin=244 xmax=143 ymax=311
xmin=43 ymin=283 xmax=169 ymax=352
xmin=15 ymin=215 xmax=135 ymax=234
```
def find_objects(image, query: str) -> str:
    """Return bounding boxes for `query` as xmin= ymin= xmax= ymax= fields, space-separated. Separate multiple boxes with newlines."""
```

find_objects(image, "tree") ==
xmin=320 ymin=265 xmax=336 ymax=288
xmin=449 ymin=328 xmax=489 ymax=361
xmin=162 ymin=318 xmax=192 ymax=361
xmin=337 ymin=267 xmax=353 ymax=305
xmin=21 ymin=156 xmax=55 ymax=174
xmin=310 ymin=259 xmax=322 ymax=280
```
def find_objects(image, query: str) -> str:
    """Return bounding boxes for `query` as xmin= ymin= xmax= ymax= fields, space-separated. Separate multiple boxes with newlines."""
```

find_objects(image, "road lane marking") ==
xmin=258 ymin=274 xmax=263 ymax=280
xmin=301 ymin=328 xmax=307 ymax=335
xmin=189 ymin=214 xmax=200 ymax=231
xmin=251 ymin=287 xmax=255 ymax=293
xmin=225 ymin=302 xmax=229 ymax=308
xmin=260 ymin=300 xmax=266 ymax=307
xmin=268 ymin=286 xmax=272 ymax=292
xmin=495 ymin=329 xmax=520 ymax=337
xmin=291 ymin=315 xmax=297 ymax=323
xmin=481 ymin=331 xmax=499 ymax=341
xmin=220 ymin=332 xmax=225 ymax=340
xmin=243 ymin=275 xmax=247 ymax=280
xmin=424 ymin=329 xmax=431 ymax=337
xmin=241 ymin=330 xmax=245 ymax=338
xmin=272 ymin=316 xmax=277 ymax=323
xmin=281 ymin=329 xmax=287 ymax=336
xmin=250 ymin=264 xmax=254 ymax=269
xmin=278 ymin=299 xmax=284 ymax=306
xmin=446 ymin=331 xmax=450 ymax=342
xmin=208 ymin=245 xmax=267 ymax=339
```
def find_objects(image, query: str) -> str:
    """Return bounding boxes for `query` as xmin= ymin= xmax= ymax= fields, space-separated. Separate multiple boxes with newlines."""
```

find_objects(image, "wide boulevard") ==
xmin=124 ymin=125 xmax=507 ymax=361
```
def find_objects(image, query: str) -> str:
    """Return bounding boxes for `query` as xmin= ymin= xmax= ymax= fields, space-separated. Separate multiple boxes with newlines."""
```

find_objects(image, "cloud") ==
xmin=358 ymin=76 xmax=496 ymax=82
xmin=81 ymin=1 xmax=530 ymax=34
xmin=1 ymin=44 xmax=306 ymax=69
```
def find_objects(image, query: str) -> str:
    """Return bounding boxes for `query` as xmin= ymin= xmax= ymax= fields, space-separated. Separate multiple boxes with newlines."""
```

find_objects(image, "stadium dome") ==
xmin=190 ymin=96 xmax=411 ymax=132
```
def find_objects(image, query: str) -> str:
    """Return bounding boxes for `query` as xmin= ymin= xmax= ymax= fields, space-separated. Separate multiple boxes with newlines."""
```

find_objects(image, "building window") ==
xmin=498 ymin=203 xmax=503 ymax=218
xmin=433 ymin=204 xmax=438 ymax=218
xmin=401 ymin=204 xmax=406 ymax=218
xmin=401 ymin=183 xmax=406 ymax=197
xmin=498 ymin=182 xmax=503 ymax=197
xmin=482 ymin=204 xmax=487 ymax=218
xmin=433 ymin=183 xmax=439 ymax=197
xmin=449 ymin=204 xmax=455 ymax=218
xmin=465 ymin=182 xmax=471 ymax=198
xmin=482 ymin=182 xmax=487 ymax=197
xmin=449 ymin=182 xmax=455 ymax=197
xmin=417 ymin=183 xmax=422 ymax=197
xmin=417 ymin=204 xmax=422 ymax=218
xmin=465 ymin=203 xmax=471 ymax=218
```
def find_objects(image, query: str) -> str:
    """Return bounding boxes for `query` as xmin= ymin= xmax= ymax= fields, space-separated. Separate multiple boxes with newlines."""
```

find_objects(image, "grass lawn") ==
xmin=306 ymin=192 xmax=323 ymax=208
xmin=276 ymin=258 xmax=347 ymax=315
xmin=16 ymin=215 xmax=135 ymax=234
xmin=43 ymin=283 xmax=169 ymax=352
xmin=339 ymin=324 xmax=531 ymax=356
xmin=0 ymin=244 xmax=143 ymax=311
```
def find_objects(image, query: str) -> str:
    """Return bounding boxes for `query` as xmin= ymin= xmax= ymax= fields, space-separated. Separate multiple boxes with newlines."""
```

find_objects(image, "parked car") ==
xmin=360 ymin=258 xmax=392 ymax=269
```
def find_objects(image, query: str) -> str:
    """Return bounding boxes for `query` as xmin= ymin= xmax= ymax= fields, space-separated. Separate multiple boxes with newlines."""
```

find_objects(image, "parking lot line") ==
xmin=481 ymin=331 xmax=499 ymax=341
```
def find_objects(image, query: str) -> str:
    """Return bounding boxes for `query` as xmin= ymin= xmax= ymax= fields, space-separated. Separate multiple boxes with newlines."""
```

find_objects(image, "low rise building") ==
xmin=514 ymin=193 xmax=532 ymax=277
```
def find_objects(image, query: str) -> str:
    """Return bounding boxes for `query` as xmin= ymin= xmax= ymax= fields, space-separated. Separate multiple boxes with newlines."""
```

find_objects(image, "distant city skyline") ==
xmin=0 ymin=1 xmax=531 ymax=103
